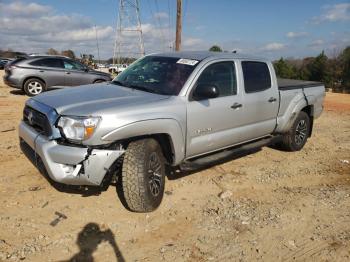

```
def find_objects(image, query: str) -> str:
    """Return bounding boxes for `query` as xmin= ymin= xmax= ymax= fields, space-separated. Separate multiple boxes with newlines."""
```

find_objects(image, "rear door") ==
xmin=239 ymin=61 xmax=279 ymax=138
xmin=63 ymin=59 xmax=92 ymax=86
xmin=29 ymin=58 xmax=66 ymax=87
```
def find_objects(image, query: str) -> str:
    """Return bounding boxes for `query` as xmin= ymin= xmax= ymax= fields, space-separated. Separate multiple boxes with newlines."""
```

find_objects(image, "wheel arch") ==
xmin=102 ymin=119 xmax=186 ymax=165
xmin=119 ymin=133 xmax=175 ymax=165
xmin=22 ymin=76 xmax=46 ymax=90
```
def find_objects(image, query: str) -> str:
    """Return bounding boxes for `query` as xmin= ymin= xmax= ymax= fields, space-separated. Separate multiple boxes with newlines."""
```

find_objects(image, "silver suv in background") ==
xmin=3 ymin=56 xmax=112 ymax=96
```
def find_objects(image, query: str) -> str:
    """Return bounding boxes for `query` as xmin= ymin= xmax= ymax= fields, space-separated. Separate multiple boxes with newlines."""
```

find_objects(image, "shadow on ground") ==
xmin=10 ymin=90 xmax=25 ymax=96
xmin=63 ymin=222 xmax=125 ymax=262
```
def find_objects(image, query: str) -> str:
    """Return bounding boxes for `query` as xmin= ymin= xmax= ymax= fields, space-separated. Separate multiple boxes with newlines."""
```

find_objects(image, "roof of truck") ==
xmin=150 ymin=51 xmax=266 ymax=61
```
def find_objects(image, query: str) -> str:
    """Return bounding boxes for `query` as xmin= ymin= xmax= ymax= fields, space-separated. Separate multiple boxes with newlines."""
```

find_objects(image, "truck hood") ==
xmin=32 ymin=83 xmax=170 ymax=115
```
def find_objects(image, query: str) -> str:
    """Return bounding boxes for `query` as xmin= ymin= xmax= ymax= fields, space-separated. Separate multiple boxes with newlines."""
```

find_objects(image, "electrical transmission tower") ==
xmin=113 ymin=0 xmax=145 ymax=65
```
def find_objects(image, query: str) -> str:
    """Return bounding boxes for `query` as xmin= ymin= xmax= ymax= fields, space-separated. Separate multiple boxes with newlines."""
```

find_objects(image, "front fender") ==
xmin=101 ymin=118 xmax=185 ymax=165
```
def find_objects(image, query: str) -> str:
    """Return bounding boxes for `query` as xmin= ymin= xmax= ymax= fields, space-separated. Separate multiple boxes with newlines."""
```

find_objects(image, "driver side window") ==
xmin=63 ymin=61 xmax=74 ymax=70
xmin=195 ymin=61 xmax=237 ymax=97
xmin=63 ymin=60 xmax=85 ymax=70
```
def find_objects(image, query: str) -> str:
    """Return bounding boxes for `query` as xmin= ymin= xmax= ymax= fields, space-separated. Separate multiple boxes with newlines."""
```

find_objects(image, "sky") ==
xmin=0 ymin=0 xmax=349 ymax=60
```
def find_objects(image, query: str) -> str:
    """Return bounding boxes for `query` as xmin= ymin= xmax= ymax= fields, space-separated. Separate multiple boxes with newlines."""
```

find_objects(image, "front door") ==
xmin=63 ymin=60 xmax=91 ymax=86
xmin=186 ymin=61 xmax=245 ymax=157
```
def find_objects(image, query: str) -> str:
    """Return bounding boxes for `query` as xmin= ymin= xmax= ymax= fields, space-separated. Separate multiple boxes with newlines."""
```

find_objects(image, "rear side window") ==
xmin=30 ymin=58 xmax=63 ymax=68
xmin=6 ymin=57 xmax=26 ymax=67
xmin=242 ymin=61 xmax=271 ymax=93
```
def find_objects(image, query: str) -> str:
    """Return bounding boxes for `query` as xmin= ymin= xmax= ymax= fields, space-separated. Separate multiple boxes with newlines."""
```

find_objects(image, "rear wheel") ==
xmin=24 ymin=78 xmax=45 ymax=96
xmin=280 ymin=111 xmax=310 ymax=151
xmin=121 ymin=138 xmax=166 ymax=212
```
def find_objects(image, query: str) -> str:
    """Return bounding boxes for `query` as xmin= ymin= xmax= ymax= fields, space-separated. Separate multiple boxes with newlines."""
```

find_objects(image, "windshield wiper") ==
xmin=128 ymin=85 xmax=159 ymax=94
xmin=111 ymin=80 xmax=128 ymax=87
xmin=112 ymin=81 xmax=161 ymax=94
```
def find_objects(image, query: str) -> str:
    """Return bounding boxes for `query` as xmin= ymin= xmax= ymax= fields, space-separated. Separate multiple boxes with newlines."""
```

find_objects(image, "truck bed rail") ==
xmin=278 ymin=78 xmax=323 ymax=90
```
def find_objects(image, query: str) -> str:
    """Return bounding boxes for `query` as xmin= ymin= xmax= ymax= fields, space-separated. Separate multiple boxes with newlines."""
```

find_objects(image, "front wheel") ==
xmin=280 ymin=111 xmax=310 ymax=151
xmin=121 ymin=138 xmax=166 ymax=212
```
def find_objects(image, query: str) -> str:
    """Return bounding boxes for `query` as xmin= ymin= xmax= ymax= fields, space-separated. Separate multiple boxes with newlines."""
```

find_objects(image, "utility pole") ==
xmin=175 ymin=0 xmax=182 ymax=51
xmin=113 ymin=0 xmax=145 ymax=65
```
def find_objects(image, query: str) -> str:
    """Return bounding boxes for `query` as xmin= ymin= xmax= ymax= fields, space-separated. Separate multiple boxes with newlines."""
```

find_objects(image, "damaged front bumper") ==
xmin=19 ymin=121 xmax=124 ymax=186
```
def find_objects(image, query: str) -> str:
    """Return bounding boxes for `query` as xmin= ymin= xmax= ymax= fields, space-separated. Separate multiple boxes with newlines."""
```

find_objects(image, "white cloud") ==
xmin=183 ymin=37 xmax=203 ymax=47
xmin=312 ymin=3 xmax=350 ymax=24
xmin=308 ymin=39 xmax=325 ymax=47
xmin=153 ymin=12 xmax=169 ymax=20
xmin=38 ymin=26 xmax=114 ymax=42
xmin=261 ymin=42 xmax=286 ymax=51
xmin=0 ymin=1 xmax=191 ymax=58
xmin=0 ymin=1 xmax=51 ymax=17
xmin=286 ymin=31 xmax=309 ymax=39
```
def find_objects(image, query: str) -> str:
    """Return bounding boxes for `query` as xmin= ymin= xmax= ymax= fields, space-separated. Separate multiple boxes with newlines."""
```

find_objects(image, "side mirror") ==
xmin=84 ymin=67 xmax=89 ymax=72
xmin=193 ymin=84 xmax=219 ymax=100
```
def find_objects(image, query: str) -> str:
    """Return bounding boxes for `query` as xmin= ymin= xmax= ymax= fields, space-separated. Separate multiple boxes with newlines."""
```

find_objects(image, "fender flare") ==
xmin=275 ymin=95 xmax=308 ymax=133
xmin=101 ymin=118 xmax=186 ymax=165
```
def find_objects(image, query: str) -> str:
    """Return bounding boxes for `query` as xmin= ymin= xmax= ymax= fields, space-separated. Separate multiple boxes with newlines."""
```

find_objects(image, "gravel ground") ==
xmin=0 ymin=71 xmax=349 ymax=261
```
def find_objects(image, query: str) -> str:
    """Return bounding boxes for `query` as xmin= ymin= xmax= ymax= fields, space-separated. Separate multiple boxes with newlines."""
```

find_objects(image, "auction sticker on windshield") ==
xmin=177 ymin=58 xmax=199 ymax=66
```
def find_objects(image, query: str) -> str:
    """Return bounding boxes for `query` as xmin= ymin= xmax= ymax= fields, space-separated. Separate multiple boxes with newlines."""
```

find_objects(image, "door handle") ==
xmin=65 ymin=72 xmax=71 ymax=74
xmin=39 ymin=70 xmax=44 ymax=73
xmin=231 ymin=102 xmax=242 ymax=109
xmin=268 ymin=97 xmax=277 ymax=103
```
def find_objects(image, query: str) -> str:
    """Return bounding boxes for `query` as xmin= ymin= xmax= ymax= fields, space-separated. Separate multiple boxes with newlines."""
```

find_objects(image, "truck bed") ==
xmin=278 ymin=78 xmax=323 ymax=90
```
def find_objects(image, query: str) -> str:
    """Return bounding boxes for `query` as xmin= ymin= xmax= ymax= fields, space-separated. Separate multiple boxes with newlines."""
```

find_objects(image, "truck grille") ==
xmin=23 ymin=106 xmax=52 ymax=136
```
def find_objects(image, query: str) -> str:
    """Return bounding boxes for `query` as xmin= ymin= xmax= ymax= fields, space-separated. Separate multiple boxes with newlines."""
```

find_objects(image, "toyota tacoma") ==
xmin=19 ymin=51 xmax=325 ymax=212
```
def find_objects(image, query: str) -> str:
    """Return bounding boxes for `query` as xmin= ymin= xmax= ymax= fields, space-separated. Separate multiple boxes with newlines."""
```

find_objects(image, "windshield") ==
xmin=112 ymin=56 xmax=199 ymax=95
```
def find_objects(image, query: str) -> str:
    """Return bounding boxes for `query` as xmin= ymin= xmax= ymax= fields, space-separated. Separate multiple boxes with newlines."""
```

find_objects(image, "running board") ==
xmin=181 ymin=136 xmax=282 ymax=171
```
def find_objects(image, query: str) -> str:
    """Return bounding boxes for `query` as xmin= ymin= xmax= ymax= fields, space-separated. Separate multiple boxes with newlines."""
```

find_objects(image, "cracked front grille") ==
xmin=23 ymin=106 xmax=52 ymax=137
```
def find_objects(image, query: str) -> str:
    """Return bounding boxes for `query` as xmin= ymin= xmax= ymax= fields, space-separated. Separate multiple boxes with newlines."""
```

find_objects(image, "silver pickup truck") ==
xmin=19 ymin=51 xmax=325 ymax=212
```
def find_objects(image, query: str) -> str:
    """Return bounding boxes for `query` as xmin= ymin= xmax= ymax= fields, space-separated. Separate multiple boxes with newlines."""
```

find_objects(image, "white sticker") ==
xmin=176 ymin=58 xmax=199 ymax=66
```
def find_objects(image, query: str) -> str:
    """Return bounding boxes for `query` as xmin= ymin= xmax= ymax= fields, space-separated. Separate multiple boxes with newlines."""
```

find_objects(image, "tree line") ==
xmin=274 ymin=46 xmax=350 ymax=93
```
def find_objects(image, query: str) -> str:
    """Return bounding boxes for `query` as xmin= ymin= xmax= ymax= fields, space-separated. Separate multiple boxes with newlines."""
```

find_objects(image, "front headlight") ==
xmin=57 ymin=116 xmax=100 ymax=142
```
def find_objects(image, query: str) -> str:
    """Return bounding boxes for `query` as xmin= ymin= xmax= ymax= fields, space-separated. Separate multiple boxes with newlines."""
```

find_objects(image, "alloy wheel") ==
xmin=295 ymin=119 xmax=307 ymax=145
xmin=27 ymin=81 xmax=43 ymax=95
xmin=148 ymin=152 xmax=162 ymax=197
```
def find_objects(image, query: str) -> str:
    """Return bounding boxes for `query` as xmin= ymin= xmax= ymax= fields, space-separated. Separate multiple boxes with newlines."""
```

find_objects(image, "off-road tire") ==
xmin=280 ymin=111 xmax=310 ymax=151
xmin=121 ymin=138 xmax=166 ymax=212
xmin=24 ymin=78 xmax=46 ymax=96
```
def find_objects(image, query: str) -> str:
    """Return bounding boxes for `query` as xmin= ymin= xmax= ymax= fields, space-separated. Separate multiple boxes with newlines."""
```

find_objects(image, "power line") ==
xmin=146 ymin=0 xmax=166 ymax=52
xmin=167 ymin=0 xmax=174 ymax=50
xmin=154 ymin=0 xmax=166 ymax=51
xmin=183 ymin=0 xmax=188 ymax=26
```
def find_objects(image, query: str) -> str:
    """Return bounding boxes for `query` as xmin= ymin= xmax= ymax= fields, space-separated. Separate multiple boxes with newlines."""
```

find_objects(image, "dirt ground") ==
xmin=0 ymin=70 xmax=349 ymax=262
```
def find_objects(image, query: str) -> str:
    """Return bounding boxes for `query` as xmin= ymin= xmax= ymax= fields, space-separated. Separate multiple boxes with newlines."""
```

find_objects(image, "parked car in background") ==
xmin=96 ymin=63 xmax=107 ymax=68
xmin=3 ymin=56 xmax=112 ymax=96
xmin=0 ymin=59 xmax=10 ymax=70
xmin=108 ymin=64 xmax=128 ymax=74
